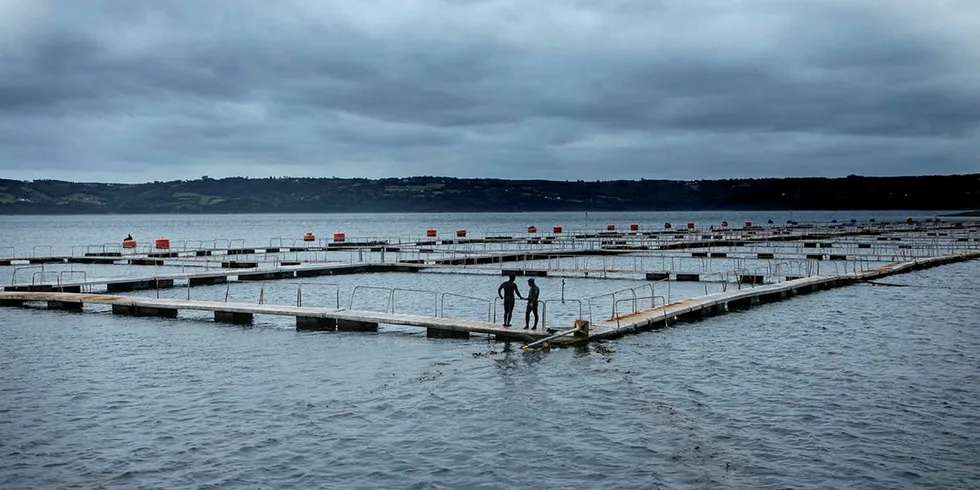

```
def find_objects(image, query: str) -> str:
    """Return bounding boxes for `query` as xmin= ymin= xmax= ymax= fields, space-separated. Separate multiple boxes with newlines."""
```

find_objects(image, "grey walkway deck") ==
xmin=2 ymin=250 xmax=976 ymax=347
xmin=4 ymin=262 xmax=425 ymax=292
xmin=586 ymin=251 xmax=980 ymax=341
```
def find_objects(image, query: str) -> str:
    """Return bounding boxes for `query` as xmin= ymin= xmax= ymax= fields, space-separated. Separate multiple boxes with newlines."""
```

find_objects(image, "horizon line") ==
xmin=4 ymin=172 xmax=977 ymax=186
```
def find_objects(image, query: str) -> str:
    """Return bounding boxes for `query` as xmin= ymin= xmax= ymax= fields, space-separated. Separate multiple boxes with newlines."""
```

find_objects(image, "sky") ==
xmin=1 ymin=0 xmax=978 ymax=183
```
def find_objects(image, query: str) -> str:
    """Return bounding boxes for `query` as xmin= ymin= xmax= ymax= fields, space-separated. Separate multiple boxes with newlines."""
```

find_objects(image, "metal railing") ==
xmin=84 ymin=244 xmax=106 ymax=255
xmin=586 ymin=287 xmax=634 ymax=323
xmin=767 ymin=259 xmax=808 ymax=279
xmin=11 ymin=265 xmax=43 ymax=285
xmin=391 ymin=288 xmax=438 ymax=316
xmin=32 ymin=245 xmax=52 ymax=257
xmin=440 ymin=292 xmax=492 ymax=322
xmin=540 ymin=298 xmax=583 ymax=331
xmin=726 ymin=268 xmax=750 ymax=289
xmin=101 ymin=243 xmax=127 ymax=256
xmin=349 ymin=285 xmax=393 ymax=312
xmin=257 ymin=282 xmax=268 ymax=304
xmin=702 ymin=272 xmax=728 ymax=294
xmin=296 ymin=282 xmax=341 ymax=309
xmin=612 ymin=295 xmax=667 ymax=329
xmin=32 ymin=271 xmax=59 ymax=287
xmin=214 ymin=281 xmax=503 ymax=322
xmin=826 ymin=260 xmax=842 ymax=277
xmin=269 ymin=237 xmax=292 ymax=249
xmin=750 ymin=266 xmax=772 ymax=283
xmin=585 ymin=284 xmax=655 ymax=324
xmin=58 ymin=270 xmax=87 ymax=287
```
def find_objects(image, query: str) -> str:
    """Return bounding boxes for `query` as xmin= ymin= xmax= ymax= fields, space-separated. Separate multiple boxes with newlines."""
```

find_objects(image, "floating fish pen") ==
xmin=2 ymin=220 xmax=978 ymax=348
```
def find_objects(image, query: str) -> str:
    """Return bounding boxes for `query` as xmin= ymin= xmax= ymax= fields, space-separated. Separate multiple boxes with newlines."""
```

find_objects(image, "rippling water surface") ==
xmin=1 ymin=212 xmax=978 ymax=489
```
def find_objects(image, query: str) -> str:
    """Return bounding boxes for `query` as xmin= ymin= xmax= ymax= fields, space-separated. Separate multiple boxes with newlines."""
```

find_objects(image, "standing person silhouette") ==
xmin=497 ymin=275 xmax=523 ymax=327
xmin=525 ymin=278 xmax=540 ymax=330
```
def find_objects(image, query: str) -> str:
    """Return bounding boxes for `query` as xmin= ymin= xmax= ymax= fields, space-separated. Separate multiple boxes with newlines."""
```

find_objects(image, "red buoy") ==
xmin=553 ymin=225 xmax=563 ymax=233
xmin=333 ymin=232 xmax=346 ymax=242
xmin=426 ymin=229 xmax=437 ymax=237
xmin=629 ymin=223 xmax=639 ymax=231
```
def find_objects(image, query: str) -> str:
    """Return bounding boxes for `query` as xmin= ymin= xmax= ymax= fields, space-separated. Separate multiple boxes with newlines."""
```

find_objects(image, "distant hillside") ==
xmin=0 ymin=174 xmax=977 ymax=214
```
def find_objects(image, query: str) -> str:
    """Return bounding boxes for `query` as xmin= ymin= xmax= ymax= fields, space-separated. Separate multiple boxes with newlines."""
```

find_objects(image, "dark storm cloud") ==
xmin=0 ymin=0 xmax=977 ymax=182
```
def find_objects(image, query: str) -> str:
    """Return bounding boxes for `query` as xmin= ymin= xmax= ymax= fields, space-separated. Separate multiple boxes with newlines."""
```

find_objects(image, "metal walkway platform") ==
xmin=4 ymin=262 xmax=425 ymax=293
xmin=586 ymin=251 xmax=980 ymax=341
xmin=0 ymin=291 xmax=547 ymax=341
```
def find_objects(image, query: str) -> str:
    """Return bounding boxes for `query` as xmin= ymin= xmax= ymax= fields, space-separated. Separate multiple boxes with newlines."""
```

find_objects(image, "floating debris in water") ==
xmin=593 ymin=343 xmax=615 ymax=355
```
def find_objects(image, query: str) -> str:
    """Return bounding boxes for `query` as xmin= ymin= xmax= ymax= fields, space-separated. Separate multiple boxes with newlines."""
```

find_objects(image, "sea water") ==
xmin=1 ymin=211 xmax=978 ymax=489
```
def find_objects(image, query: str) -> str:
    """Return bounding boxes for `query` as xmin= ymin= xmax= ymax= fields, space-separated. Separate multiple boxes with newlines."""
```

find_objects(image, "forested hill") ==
xmin=0 ymin=174 xmax=977 ymax=214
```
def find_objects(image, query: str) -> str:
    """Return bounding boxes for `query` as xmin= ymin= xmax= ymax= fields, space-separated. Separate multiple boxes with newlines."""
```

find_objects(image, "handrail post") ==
xmin=587 ymin=297 xmax=594 ymax=324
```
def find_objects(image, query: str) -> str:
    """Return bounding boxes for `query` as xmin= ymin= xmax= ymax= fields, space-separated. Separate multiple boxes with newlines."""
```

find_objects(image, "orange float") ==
xmin=456 ymin=229 xmax=467 ymax=238
xmin=154 ymin=238 xmax=170 ymax=249
xmin=302 ymin=232 xmax=316 ymax=242
xmin=333 ymin=232 xmax=346 ymax=242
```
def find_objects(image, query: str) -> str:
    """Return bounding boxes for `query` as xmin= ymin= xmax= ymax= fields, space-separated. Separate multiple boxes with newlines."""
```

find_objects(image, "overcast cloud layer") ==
xmin=1 ymin=0 xmax=978 ymax=182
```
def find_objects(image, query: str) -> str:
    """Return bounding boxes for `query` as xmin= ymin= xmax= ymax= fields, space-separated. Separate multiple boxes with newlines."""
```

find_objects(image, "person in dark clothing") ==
xmin=524 ymin=278 xmax=540 ymax=330
xmin=124 ymin=234 xmax=133 ymax=241
xmin=497 ymin=275 xmax=523 ymax=327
